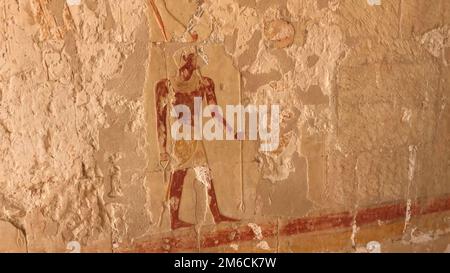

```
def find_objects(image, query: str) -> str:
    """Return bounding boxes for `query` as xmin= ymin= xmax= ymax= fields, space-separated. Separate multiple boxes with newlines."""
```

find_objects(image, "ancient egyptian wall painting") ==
xmin=145 ymin=43 xmax=247 ymax=231
xmin=143 ymin=0 xmax=308 ymax=236
xmin=1 ymin=0 xmax=450 ymax=253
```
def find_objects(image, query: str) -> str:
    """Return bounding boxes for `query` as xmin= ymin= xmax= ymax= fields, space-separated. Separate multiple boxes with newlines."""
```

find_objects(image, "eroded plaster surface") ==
xmin=0 ymin=0 xmax=449 ymax=252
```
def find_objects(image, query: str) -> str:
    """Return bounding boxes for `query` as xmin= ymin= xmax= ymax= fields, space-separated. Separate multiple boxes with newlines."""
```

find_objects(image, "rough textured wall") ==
xmin=0 ymin=0 xmax=449 ymax=253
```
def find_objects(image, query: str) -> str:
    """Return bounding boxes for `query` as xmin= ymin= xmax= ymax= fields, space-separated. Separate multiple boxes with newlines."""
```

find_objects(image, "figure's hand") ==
xmin=159 ymin=152 xmax=170 ymax=167
xmin=160 ymin=152 xmax=169 ymax=161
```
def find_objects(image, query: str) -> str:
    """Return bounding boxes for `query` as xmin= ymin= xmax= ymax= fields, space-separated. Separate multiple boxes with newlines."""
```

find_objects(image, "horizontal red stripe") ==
xmin=119 ymin=195 xmax=450 ymax=252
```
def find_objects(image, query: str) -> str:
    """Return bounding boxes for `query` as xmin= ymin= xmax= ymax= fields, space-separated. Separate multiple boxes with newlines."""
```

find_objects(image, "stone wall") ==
xmin=0 ymin=0 xmax=449 ymax=253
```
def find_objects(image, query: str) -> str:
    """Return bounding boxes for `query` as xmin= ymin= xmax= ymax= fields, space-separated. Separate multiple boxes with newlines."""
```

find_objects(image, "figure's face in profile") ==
xmin=179 ymin=53 xmax=197 ymax=81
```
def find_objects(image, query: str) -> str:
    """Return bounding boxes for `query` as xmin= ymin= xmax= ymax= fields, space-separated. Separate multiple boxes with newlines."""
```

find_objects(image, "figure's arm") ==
xmin=203 ymin=78 xmax=239 ymax=139
xmin=155 ymin=80 xmax=169 ymax=161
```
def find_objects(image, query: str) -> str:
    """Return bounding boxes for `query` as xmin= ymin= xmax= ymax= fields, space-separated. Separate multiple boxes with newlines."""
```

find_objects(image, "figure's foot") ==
xmin=213 ymin=214 xmax=239 ymax=224
xmin=171 ymin=219 xmax=194 ymax=230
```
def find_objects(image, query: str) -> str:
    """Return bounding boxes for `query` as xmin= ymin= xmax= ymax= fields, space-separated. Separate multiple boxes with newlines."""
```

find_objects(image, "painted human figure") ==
xmin=155 ymin=48 xmax=237 ymax=230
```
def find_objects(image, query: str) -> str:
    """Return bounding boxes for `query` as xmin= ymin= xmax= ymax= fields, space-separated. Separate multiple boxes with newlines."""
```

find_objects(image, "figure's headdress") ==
xmin=172 ymin=45 xmax=207 ymax=69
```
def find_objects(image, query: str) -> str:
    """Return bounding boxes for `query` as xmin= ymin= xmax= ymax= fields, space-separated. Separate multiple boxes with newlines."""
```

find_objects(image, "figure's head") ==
xmin=178 ymin=52 xmax=197 ymax=81
xmin=172 ymin=46 xmax=205 ymax=81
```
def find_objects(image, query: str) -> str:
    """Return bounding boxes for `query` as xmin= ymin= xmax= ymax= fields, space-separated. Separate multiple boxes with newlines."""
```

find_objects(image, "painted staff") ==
xmin=148 ymin=0 xmax=201 ymax=43
xmin=147 ymin=0 xmax=170 ymax=227
xmin=157 ymin=156 xmax=171 ymax=227
xmin=148 ymin=0 xmax=169 ymax=42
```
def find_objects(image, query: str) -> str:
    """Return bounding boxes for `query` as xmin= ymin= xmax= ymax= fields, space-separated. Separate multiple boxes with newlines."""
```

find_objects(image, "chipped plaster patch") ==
xmin=408 ymin=146 xmax=417 ymax=182
xmin=366 ymin=241 xmax=382 ymax=253
xmin=409 ymin=228 xmax=434 ymax=244
xmin=256 ymin=240 xmax=271 ymax=250
xmin=66 ymin=0 xmax=81 ymax=6
xmin=248 ymin=223 xmax=264 ymax=240
xmin=367 ymin=0 xmax=381 ymax=6
xmin=420 ymin=26 xmax=449 ymax=59
xmin=401 ymin=108 xmax=412 ymax=125
xmin=230 ymin=243 xmax=239 ymax=251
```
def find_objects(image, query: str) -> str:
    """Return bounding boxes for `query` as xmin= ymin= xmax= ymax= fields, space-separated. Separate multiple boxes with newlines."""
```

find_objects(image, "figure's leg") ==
xmin=169 ymin=169 xmax=194 ymax=230
xmin=206 ymin=172 xmax=238 ymax=224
